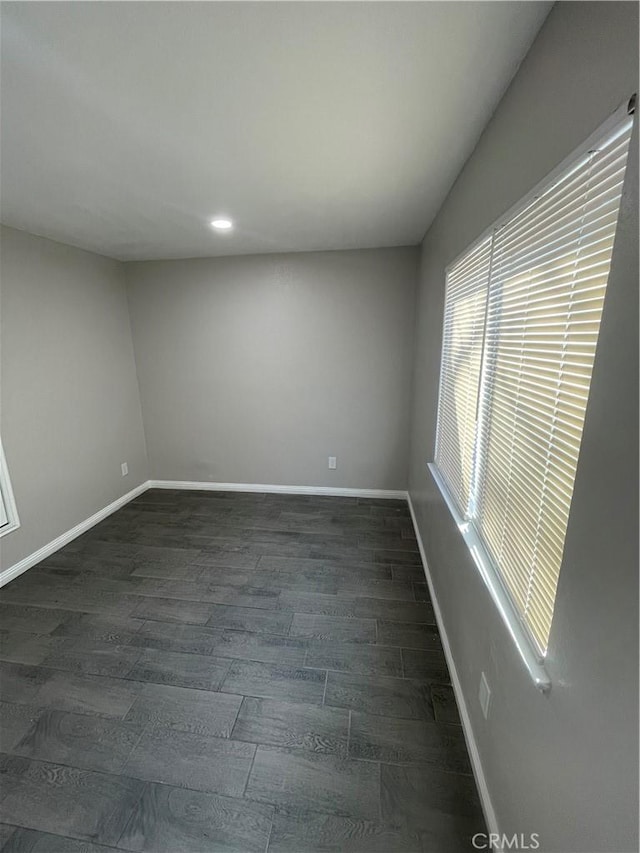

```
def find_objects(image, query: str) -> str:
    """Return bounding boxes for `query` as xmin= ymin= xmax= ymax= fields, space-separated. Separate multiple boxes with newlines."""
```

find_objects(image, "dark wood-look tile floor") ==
xmin=0 ymin=490 xmax=486 ymax=852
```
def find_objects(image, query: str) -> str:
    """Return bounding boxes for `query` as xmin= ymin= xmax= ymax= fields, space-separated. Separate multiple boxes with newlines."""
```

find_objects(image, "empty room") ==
xmin=0 ymin=2 xmax=638 ymax=852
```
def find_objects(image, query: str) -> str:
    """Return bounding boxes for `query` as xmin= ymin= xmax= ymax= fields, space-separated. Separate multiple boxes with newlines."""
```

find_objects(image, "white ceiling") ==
xmin=0 ymin=2 xmax=551 ymax=261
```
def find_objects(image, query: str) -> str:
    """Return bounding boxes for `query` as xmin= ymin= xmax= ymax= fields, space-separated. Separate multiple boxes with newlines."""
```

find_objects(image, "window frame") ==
xmin=0 ymin=439 xmax=20 ymax=539
xmin=430 ymin=101 xmax=634 ymax=692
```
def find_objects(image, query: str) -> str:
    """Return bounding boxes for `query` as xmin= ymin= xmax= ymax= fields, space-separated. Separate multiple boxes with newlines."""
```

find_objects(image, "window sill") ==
xmin=0 ymin=520 xmax=20 ymax=539
xmin=0 ymin=440 xmax=20 ymax=539
xmin=428 ymin=462 xmax=551 ymax=693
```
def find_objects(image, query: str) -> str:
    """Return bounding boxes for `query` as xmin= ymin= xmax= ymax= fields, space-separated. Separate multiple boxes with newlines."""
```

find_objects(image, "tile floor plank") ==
xmin=0 ymin=825 xmax=16 ymax=850
xmin=39 ymin=640 xmax=141 ymax=679
xmin=268 ymin=809 xmax=424 ymax=852
xmin=289 ymin=614 xmax=376 ymax=644
xmin=0 ymin=664 xmax=49 ymax=706
xmin=50 ymin=614 xmax=145 ymax=645
xmin=124 ymin=682 xmax=241 ymax=738
xmin=232 ymin=697 xmax=348 ymax=755
xmin=221 ymin=660 xmax=326 ymax=705
xmin=131 ymin=596 xmax=215 ymax=625
xmin=0 ymin=759 xmax=144 ymax=846
xmin=0 ymin=703 xmax=44 ymax=753
xmin=246 ymin=745 xmax=380 ymax=819
xmin=122 ymin=725 xmax=255 ymax=796
xmin=350 ymin=713 xmax=472 ymax=773
xmin=402 ymin=649 xmax=451 ymax=682
xmin=377 ymin=621 xmax=441 ymax=649
xmin=118 ymin=782 xmax=274 ymax=853
xmin=208 ymin=630 xmax=308 ymax=666
xmin=324 ymin=671 xmax=433 ymax=721
xmin=11 ymin=710 xmax=145 ymax=774
xmin=0 ymin=605 xmax=71 ymax=636
xmin=305 ymin=641 xmax=402 ymax=678
xmin=380 ymin=763 xmax=483 ymax=827
xmin=126 ymin=649 xmax=231 ymax=691
xmin=429 ymin=684 xmax=460 ymax=725
xmin=30 ymin=671 xmax=142 ymax=719
xmin=0 ymin=633 xmax=57 ymax=667
xmin=128 ymin=621 xmax=224 ymax=656
xmin=205 ymin=604 xmax=293 ymax=635
xmin=1 ymin=827 xmax=116 ymax=852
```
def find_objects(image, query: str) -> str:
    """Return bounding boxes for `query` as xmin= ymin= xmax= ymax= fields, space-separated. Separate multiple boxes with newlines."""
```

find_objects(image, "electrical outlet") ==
xmin=121 ymin=462 xmax=129 ymax=477
xmin=479 ymin=671 xmax=491 ymax=719
xmin=328 ymin=456 xmax=337 ymax=470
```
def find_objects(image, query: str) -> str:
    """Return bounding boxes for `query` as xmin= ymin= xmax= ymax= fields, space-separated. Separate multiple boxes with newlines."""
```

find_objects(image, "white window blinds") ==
xmin=434 ymin=236 xmax=491 ymax=514
xmin=434 ymin=115 xmax=632 ymax=655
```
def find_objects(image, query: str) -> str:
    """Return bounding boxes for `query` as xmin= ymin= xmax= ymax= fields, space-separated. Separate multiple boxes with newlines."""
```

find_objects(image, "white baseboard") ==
xmin=407 ymin=493 xmax=500 ymax=842
xmin=0 ymin=482 xmax=149 ymax=588
xmin=0 ymin=479 xmax=407 ymax=589
xmin=148 ymin=480 xmax=408 ymax=500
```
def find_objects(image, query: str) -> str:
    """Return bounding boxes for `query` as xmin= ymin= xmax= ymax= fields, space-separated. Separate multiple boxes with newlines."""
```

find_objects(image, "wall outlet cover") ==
xmin=328 ymin=456 xmax=337 ymax=470
xmin=121 ymin=462 xmax=129 ymax=477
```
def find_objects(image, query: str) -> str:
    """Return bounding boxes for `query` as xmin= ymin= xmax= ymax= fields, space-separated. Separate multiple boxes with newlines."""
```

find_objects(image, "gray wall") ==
xmin=407 ymin=3 xmax=638 ymax=852
xmin=0 ymin=226 xmax=148 ymax=571
xmin=126 ymin=248 xmax=418 ymax=490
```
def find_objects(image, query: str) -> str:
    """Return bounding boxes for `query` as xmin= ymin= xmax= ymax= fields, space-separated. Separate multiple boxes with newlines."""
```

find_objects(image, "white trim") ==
xmin=148 ymin=480 xmax=408 ymax=500
xmin=407 ymin=492 xmax=501 ymax=846
xmin=0 ymin=439 xmax=21 ymax=539
xmin=429 ymin=464 xmax=551 ymax=693
xmin=0 ymin=482 xmax=149 ymax=588
xmin=0 ymin=479 xmax=407 ymax=589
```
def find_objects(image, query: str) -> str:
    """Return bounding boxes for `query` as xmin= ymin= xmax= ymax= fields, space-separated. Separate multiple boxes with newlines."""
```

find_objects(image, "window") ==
xmin=433 ymin=111 xmax=633 ymax=662
xmin=0 ymin=439 xmax=20 ymax=538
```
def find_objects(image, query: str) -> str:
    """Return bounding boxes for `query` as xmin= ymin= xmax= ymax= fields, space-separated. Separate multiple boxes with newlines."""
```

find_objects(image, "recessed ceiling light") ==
xmin=210 ymin=218 xmax=233 ymax=231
